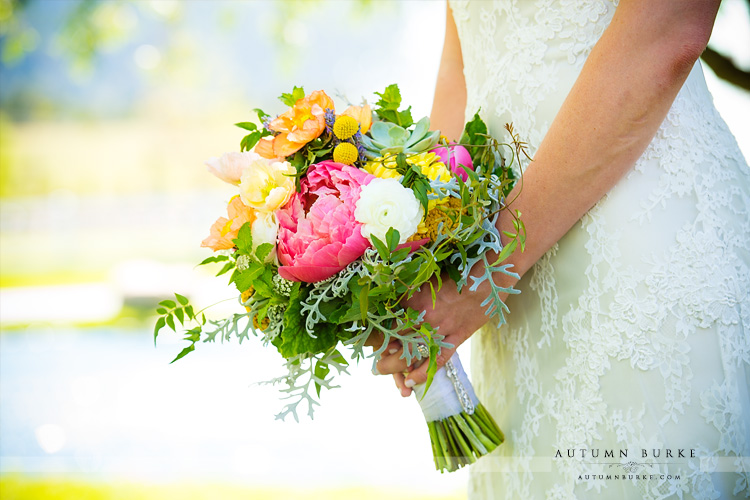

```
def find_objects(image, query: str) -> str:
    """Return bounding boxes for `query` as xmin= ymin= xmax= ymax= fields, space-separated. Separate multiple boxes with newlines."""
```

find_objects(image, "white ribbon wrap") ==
xmin=413 ymin=352 xmax=479 ymax=422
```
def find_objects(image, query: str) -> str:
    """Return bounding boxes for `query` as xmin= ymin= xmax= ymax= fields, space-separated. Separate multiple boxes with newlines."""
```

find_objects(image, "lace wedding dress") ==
xmin=448 ymin=1 xmax=750 ymax=498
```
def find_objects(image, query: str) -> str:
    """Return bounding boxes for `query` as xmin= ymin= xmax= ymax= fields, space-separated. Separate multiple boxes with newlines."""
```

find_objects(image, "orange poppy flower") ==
xmin=265 ymin=90 xmax=335 ymax=158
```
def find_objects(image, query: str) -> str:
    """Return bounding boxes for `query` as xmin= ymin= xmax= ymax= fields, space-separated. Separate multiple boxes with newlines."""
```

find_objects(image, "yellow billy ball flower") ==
xmin=413 ymin=196 xmax=464 ymax=242
xmin=333 ymin=115 xmax=359 ymax=140
xmin=241 ymin=287 xmax=254 ymax=312
xmin=253 ymin=315 xmax=271 ymax=331
xmin=333 ymin=142 xmax=359 ymax=165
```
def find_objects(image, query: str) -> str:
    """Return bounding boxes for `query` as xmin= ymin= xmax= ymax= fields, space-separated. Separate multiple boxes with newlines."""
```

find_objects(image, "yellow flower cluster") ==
xmin=243 ymin=287 xmax=271 ymax=329
xmin=412 ymin=196 xmax=465 ymax=242
xmin=364 ymin=152 xmax=452 ymax=183
xmin=365 ymin=152 xmax=453 ymax=214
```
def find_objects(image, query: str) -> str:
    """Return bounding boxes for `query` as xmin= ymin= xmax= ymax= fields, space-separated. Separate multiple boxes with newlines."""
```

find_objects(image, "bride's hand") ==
xmin=374 ymin=274 xmax=491 ymax=397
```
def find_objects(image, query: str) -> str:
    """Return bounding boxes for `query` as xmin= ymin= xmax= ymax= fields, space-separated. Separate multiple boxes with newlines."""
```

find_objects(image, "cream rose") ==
xmin=354 ymin=177 xmax=423 ymax=244
xmin=239 ymin=158 xmax=296 ymax=212
xmin=251 ymin=211 xmax=279 ymax=264
xmin=205 ymin=151 xmax=260 ymax=185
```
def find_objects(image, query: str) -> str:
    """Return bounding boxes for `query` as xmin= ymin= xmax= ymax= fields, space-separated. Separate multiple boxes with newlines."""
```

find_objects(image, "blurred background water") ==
xmin=0 ymin=1 xmax=748 ymax=499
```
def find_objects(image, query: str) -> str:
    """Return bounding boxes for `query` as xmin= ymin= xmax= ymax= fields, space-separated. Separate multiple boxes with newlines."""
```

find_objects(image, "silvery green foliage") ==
xmin=270 ymin=347 xmax=350 ymax=422
xmin=344 ymin=248 xmax=452 ymax=369
xmin=244 ymin=295 xmax=284 ymax=344
xmin=202 ymin=312 xmax=253 ymax=343
xmin=300 ymin=261 xmax=363 ymax=336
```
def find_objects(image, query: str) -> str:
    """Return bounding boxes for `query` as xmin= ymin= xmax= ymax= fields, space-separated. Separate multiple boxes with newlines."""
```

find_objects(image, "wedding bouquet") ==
xmin=154 ymin=85 xmax=526 ymax=472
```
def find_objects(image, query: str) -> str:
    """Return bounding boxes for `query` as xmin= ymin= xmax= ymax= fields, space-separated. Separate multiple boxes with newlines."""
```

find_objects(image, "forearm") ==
xmin=498 ymin=0 xmax=719 ymax=280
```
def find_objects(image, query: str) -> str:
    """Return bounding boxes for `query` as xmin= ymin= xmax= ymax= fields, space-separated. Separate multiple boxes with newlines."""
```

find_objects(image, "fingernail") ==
xmin=404 ymin=379 xmax=416 ymax=388
xmin=401 ymin=388 xmax=411 ymax=397
xmin=388 ymin=348 xmax=398 ymax=354
xmin=372 ymin=367 xmax=380 ymax=376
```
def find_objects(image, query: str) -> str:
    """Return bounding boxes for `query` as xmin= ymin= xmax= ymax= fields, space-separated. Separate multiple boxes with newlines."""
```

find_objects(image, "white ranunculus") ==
xmin=354 ymin=177 xmax=423 ymax=244
xmin=205 ymin=151 xmax=260 ymax=185
xmin=251 ymin=211 xmax=279 ymax=264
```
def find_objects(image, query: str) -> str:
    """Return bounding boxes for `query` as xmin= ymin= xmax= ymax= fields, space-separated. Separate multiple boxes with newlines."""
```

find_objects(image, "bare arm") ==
xmin=500 ymin=0 xmax=720 ymax=277
xmin=429 ymin=2 xmax=467 ymax=141
xmin=379 ymin=0 xmax=721 ymax=394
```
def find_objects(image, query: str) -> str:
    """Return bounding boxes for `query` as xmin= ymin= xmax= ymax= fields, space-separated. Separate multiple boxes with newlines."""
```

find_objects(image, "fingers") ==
xmin=404 ymin=347 xmax=455 ymax=387
xmin=364 ymin=331 xmax=385 ymax=349
xmin=393 ymin=373 xmax=412 ymax=398
xmin=375 ymin=342 xmax=409 ymax=375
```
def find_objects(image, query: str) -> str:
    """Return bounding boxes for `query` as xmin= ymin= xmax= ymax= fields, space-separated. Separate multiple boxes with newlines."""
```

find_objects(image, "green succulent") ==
xmin=360 ymin=116 xmax=440 ymax=159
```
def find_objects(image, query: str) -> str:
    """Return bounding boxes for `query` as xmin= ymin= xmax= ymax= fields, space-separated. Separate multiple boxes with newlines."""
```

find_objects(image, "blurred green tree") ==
xmin=1 ymin=0 xmax=748 ymax=89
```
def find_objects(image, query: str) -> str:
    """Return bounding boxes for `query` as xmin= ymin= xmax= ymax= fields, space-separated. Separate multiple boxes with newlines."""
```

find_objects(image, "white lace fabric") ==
xmin=448 ymin=1 xmax=750 ymax=498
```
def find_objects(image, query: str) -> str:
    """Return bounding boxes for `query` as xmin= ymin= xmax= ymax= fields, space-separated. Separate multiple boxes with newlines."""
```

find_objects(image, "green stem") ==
xmin=475 ymin=404 xmax=504 ymax=444
xmin=427 ymin=421 xmax=445 ymax=471
xmin=454 ymin=413 xmax=488 ymax=455
xmin=446 ymin=417 xmax=474 ymax=466
xmin=434 ymin=419 xmax=455 ymax=472
xmin=462 ymin=411 xmax=497 ymax=451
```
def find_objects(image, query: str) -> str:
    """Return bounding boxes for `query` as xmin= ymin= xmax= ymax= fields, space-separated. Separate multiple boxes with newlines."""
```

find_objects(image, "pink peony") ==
xmin=276 ymin=161 xmax=376 ymax=282
xmin=430 ymin=145 xmax=474 ymax=182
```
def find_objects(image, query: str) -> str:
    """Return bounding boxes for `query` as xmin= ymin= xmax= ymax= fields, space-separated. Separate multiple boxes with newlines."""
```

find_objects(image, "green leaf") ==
xmin=254 ymin=108 xmax=269 ymax=122
xmin=359 ymin=283 xmax=370 ymax=324
xmin=398 ymin=107 xmax=413 ymax=128
xmin=217 ymin=261 xmax=234 ymax=277
xmin=460 ymin=111 xmax=489 ymax=165
xmin=235 ymin=122 xmax=257 ymax=131
xmin=153 ymin=316 xmax=165 ymax=345
xmin=370 ymin=234 xmax=390 ymax=261
xmin=390 ymin=247 xmax=410 ymax=262
xmin=199 ymin=255 xmax=229 ymax=266
xmin=166 ymin=314 xmax=176 ymax=331
xmin=374 ymin=84 xmax=402 ymax=111
xmin=373 ymin=84 xmax=413 ymax=127
xmin=170 ymin=343 xmax=195 ymax=364
xmin=185 ymin=305 xmax=194 ymax=319
xmin=395 ymin=153 xmax=409 ymax=175
xmin=159 ymin=299 xmax=176 ymax=309
xmin=233 ymin=222 xmax=253 ymax=255
xmin=175 ymin=293 xmax=188 ymax=306
xmin=423 ymin=341 xmax=440 ymax=395
xmin=254 ymin=243 xmax=273 ymax=263
xmin=240 ymin=132 xmax=261 ymax=152
xmin=412 ymin=180 xmax=429 ymax=214
xmin=156 ymin=307 xmax=167 ymax=315
xmin=385 ymin=228 xmax=400 ymax=253
xmin=274 ymin=284 xmax=337 ymax=358
xmin=314 ymin=361 xmax=331 ymax=397
xmin=183 ymin=327 xmax=201 ymax=343
xmin=279 ymin=86 xmax=305 ymax=107
xmin=233 ymin=265 xmax=264 ymax=292
xmin=174 ymin=307 xmax=184 ymax=324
